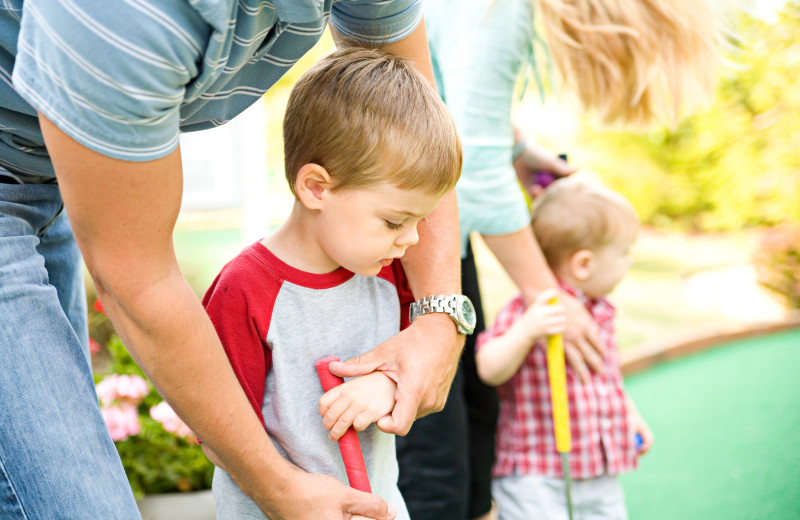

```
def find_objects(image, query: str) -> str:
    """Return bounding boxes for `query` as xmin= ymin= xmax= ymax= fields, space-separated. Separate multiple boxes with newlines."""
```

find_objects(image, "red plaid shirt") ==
xmin=477 ymin=284 xmax=638 ymax=479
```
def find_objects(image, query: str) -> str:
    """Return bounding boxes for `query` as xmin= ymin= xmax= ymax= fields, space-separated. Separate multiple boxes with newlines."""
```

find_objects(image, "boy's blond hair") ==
xmin=283 ymin=47 xmax=462 ymax=197
xmin=531 ymin=176 xmax=639 ymax=269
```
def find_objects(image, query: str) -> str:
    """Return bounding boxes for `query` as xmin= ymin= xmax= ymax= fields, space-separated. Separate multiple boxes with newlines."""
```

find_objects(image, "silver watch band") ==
xmin=413 ymin=295 xmax=459 ymax=316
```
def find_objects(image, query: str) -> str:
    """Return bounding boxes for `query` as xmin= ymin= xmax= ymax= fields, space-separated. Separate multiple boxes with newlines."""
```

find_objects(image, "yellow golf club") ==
xmin=546 ymin=296 xmax=573 ymax=520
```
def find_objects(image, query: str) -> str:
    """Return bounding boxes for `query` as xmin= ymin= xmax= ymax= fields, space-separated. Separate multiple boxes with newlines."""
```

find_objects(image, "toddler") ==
xmin=476 ymin=176 xmax=653 ymax=520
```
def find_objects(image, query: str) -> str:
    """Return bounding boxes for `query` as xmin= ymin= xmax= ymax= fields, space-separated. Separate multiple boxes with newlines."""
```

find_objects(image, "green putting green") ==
xmin=621 ymin=328 xmax=800 ymax=520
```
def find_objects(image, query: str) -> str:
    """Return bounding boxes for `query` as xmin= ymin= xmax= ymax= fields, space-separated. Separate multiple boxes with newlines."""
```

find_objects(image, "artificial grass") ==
xmin=621 ymin=328 xmax=800 ymax=520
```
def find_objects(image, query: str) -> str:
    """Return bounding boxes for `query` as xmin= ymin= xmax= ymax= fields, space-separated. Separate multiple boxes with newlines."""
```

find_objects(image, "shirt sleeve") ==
xmin=12 ymin=0 xmax=215 ymax=161
xmin=424 ymin=0 xmax=535 ymax=256
xmin=330 ymin=0 xmax=423 ymax=45
xmin=475 ymin=294 xmax=526 ymax=351
xmin=202 ymin=256 xmax=276 ymax=429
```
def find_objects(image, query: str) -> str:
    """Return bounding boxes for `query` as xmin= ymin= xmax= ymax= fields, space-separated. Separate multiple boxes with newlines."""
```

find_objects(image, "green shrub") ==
xmin=754 ymin=224 xmax=800 ymax=309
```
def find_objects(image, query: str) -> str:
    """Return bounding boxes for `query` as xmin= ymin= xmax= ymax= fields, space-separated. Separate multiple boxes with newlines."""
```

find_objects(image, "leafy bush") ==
xmin=573 ymin=6 xmax=800 ymax=232
xmin=754 ymin=224 xmax=800 ymax=309
xmin=89 ymin=294 xmax=214 ymax=499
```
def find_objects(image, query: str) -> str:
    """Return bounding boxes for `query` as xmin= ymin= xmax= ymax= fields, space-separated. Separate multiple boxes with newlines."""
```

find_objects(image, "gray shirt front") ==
xmin=204 ymin=243 xmax=409 ymax=519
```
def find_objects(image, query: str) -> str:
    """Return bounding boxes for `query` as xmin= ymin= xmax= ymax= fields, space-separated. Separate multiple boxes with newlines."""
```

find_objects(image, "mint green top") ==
xmin=425 ymin=0 xmax=535 ymax=257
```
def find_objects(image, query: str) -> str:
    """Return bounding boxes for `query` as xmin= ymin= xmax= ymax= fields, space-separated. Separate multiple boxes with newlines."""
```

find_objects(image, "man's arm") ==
xmin=329 ymin=19 xmax=464 ymax=435
xmin=40 ymin=114 xmax=395 ymax=520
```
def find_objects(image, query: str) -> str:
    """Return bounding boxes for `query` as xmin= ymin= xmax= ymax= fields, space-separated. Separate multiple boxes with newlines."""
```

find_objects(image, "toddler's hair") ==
xmin=283 ymin=47 xmax=462 ymax=197
xmin=531 ymin=176 xmax=639 ymax=269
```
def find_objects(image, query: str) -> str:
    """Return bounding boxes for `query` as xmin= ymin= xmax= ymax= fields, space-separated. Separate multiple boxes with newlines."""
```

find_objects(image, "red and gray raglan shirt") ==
xmin=202 ymin=242 xmax=413 ymax=519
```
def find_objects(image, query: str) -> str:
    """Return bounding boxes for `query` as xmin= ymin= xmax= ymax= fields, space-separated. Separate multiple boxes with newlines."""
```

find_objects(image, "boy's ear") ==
xmin=295 ymin=163 xmax=332 ymax=210
xmin=568 ymin=249 xmax=594 ymax=281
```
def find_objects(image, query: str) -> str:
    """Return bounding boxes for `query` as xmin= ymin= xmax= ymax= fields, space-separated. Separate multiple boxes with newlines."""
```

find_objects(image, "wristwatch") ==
xmin=409 ymin=294 xmax=477 ymax=335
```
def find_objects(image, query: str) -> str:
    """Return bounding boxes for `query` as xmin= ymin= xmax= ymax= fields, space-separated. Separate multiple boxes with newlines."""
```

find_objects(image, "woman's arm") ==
xmin=481 ymin=227 xmax=604 ymax=383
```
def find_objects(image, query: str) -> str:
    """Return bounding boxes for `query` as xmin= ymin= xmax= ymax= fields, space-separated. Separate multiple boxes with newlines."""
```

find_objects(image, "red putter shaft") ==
xmin=315 ymin=356 xmax=372 ymax=493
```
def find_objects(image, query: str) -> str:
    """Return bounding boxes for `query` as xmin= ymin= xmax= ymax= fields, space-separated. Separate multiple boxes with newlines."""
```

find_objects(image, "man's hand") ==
xmin=253 ymin=466 xmax=397 ymax=520
xmin=560 ymin=291 xmax=605 ymax=383
xmin=328 ymin=313 xmax=463 ymax=435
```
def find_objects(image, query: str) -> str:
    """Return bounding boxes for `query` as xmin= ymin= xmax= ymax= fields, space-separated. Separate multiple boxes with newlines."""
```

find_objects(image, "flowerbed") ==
xmin=91 ymin=297 xmax=214 ymax=499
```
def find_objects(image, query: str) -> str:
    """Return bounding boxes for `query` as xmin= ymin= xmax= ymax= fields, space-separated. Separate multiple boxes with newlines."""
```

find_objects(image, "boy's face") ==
xmin=580 ymin=236 xmax=635 ymax=299
xmin=316 ymin=182 xmax=443 ymax=277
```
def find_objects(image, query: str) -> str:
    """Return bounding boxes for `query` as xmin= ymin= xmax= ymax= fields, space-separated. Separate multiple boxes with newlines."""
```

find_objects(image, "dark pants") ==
xmin=397 ymin=240 xmax=499 ymax=519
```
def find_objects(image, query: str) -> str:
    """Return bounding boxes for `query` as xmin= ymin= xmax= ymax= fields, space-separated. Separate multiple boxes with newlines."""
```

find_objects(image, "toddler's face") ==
xmin=581 ymin=236 xmax=635 ymax=299
xmin=315 ymin=182 xmax=442 ymax=277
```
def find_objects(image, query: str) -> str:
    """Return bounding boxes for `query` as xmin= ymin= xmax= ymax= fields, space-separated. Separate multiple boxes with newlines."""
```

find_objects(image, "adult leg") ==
xmin=396 ymin=367 xmax=469 ymax=520
xmin=396 ymin=239 xmax=497 ymax=520
xmin=0 ymin=182 xmax=140 ymax=519
xmin=461 ymin=240 xmax=498 ymax=519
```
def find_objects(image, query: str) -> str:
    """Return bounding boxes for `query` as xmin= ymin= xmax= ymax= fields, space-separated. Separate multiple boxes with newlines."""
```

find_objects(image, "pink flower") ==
xmin=96 ymin=374 xmax=149 ymax=406
xmin=89 ymin=338 xmax=102 ymax=356
xmin=93 ymin=298 xmax=105 ymax=314
xmin=150 ymin=401 xmax=194 ymax=438
xmin=101 ymin=403 xmax=141 ymax=442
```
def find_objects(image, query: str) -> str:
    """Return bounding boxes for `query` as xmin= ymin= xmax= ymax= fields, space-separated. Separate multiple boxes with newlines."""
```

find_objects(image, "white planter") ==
xmin=137 ymin=490 xmax=216 ymax=520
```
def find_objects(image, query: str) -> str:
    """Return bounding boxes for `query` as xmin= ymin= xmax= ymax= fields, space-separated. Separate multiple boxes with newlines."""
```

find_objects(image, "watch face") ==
xmin=460 ymin=298 xmax=477 ymax=328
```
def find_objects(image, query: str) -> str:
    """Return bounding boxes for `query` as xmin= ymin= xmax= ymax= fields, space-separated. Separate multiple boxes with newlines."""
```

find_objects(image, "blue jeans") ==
xmin=0 ymin=180 xmax=140 ymax=518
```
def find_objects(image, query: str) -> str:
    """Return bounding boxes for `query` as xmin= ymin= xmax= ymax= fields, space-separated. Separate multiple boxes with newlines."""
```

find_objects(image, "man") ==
xmin=0 ymin=2 xmax=462 ymax=518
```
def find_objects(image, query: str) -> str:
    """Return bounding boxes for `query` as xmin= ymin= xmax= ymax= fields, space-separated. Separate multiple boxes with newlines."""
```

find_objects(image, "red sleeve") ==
xmin=386 ymin=260 xmax=414 ymax=330
xmin=202 ymin=253 xmax=279 ymax=429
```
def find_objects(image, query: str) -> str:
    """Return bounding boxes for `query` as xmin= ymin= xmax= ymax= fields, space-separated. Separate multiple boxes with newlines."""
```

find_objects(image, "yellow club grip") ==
xmin=546 ymin=296 xmax=572 ymax=454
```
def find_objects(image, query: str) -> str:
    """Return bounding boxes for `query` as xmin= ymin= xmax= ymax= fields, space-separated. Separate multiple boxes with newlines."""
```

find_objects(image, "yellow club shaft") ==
xmin=546 ymin=298 xmax=572 ymax=453
xmin=546 ymin=296 xmax=574 ymax=520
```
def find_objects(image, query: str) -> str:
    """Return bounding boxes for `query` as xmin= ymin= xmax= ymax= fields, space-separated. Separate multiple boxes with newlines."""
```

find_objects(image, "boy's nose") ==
xmin=396 ymin=225 xmax=420 ymax=247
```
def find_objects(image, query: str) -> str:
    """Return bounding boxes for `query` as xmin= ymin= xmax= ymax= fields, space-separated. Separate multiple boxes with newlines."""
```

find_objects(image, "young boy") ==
xmin=201 ymin=47 xmax=462 ymax=519
xmin=475 ymin=176 xmax=654 ymax=520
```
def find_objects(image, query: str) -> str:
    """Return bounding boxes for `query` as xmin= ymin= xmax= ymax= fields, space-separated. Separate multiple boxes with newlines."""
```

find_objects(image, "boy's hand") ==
xmin=629 ymin=405 xmax=654 ymax=456
xmin=520 ymin=289 xmax=567 ymax=342
xmin=319 ymin=372 xmax=396 ymax=441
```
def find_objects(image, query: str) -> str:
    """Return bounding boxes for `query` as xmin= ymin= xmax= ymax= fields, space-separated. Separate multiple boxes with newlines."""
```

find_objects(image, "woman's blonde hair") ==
xmin=531 ymin=176 xmax=640 ymax=268
xmin=283 ymin=47 xmax=462 ymax=197
xmin=534 ymin=0 xmax=728 ymax=125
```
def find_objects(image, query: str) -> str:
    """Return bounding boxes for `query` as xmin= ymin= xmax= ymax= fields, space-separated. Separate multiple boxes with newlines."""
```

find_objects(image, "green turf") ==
xmin=621 ymin=328 xmax=800 ymax=520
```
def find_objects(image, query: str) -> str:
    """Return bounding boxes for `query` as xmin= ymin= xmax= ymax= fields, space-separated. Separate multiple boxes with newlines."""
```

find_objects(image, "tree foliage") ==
xmin=585 ymin=2 xmax=800 ymax=232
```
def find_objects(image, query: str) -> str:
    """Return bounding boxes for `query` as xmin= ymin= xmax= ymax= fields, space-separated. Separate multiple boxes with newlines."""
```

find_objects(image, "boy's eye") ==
xmin=385 ymin=220 xmax=404 ymax=230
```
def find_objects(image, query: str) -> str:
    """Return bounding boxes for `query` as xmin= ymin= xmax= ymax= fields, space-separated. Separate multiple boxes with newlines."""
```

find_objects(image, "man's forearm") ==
xmin=96 ymin=266 xmax=293 ymax=512
xmin=39 ymin=113 xmax=294 ymax=515
xmin=401 ymin=189 xmax=461 ymax=298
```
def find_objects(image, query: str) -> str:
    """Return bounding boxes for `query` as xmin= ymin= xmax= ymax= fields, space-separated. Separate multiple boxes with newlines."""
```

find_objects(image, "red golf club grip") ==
xmin=315 ymin=356 xmax=372 ymax=493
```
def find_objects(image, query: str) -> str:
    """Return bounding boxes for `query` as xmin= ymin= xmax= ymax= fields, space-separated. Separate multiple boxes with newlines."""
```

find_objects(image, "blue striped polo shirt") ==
xmin=0 ymin=0 xmax=421 ymax=179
